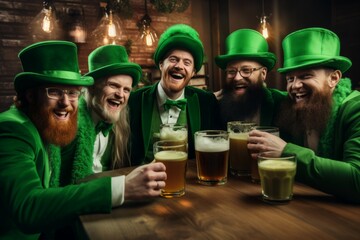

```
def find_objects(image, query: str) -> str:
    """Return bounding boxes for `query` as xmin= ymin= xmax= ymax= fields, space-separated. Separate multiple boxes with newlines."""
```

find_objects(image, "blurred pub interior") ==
xmin=0 ymin=0 xmax=359 ymax=112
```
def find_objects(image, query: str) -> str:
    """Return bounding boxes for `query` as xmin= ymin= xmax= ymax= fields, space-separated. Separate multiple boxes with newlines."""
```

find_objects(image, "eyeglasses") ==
xmin=225 ymin=66 xmax=264 ymax=78
xmin=45 ymin=87 xmax=82 ymax=101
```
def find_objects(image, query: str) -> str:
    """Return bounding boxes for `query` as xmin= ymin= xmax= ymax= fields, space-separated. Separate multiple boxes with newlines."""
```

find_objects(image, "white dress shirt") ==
xmin=91 ymin=111 xmax=124 ymax=207
xmin=157 ymin=82 xmax=185 ymax=124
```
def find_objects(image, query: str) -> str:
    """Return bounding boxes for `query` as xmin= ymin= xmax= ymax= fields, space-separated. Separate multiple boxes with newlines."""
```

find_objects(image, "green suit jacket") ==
xmin=0 ymin=106 xmax=112 ymax=240
xmin=128 ymin=83 xmax=220 ymax=165
xmin=282 ymin=79 xmax=360 ymax=203
xmin=259 ymin=88 xmax=288 ymax=126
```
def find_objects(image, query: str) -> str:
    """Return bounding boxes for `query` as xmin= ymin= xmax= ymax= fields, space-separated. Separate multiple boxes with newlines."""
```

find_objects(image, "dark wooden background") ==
xmin=1 ymin=0 xmax=359 ymax=112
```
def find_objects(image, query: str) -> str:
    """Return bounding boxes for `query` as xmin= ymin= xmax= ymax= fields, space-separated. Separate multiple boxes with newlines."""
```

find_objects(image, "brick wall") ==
xmin=0 ymin=0 xmax=192 ymax=112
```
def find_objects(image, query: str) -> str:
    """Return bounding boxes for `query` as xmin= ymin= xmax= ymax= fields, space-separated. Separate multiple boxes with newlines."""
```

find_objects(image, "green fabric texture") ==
xmin=282 ymin=78 xmax=360 ymax=203
xmin=14 ymin=41 xmax=93 ymax=94
xmin=146 ymin=100 xmax=162 ymax=162
xmin=153 ymin=24 xmax=204 ymax=72
xmin=49 ymin=97 xmax=114 ymax=187
xmin=215 ymin=29 xmax=276 ymax=71
xmin=278 ymin=28 xmax=352 ymax=73
xmin=128 ymin=82 xmax=220 ymax=165
xmin=259 ymin=87 xmax=288 ymax=126
xmin=0 ymin=106 xmax=112 ymax=240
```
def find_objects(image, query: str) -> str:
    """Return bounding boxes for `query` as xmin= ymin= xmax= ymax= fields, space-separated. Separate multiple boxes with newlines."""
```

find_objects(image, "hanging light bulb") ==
xmin=29 ymin=0 xmax=59 ymax=41
xmin=92 ymin=3 xmax=123 ymax=46
xmin=137 ymin=0 xmax=158 ymax=47
xmin=258 ymin=0 xmax=271 ymax=39
xmin=260 ymin=15 xmax=269 ymax=39
xmin=41 ymin=7 xmax=53 ymax=33
xmin=107 ymin=11 xmax=117 ymax=38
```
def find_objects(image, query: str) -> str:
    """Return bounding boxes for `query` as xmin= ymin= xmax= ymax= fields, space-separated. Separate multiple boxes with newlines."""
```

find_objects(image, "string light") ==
xmin=29 ymin=0 xmax=59 ymax=41
xmin=258 ymin=0 xmax=271 ymax=39
xmin=137 ymin=0 xmax=158 ymax=47
xmin=92 ymin=3 xmax=123 ymax=46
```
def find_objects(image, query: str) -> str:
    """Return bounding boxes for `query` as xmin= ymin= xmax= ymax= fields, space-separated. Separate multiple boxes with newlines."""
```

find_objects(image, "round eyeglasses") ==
xmin=45 ymin=87 xmax=82 ymax=101
xmin=225 ymin=66 xmax=264 ymax=78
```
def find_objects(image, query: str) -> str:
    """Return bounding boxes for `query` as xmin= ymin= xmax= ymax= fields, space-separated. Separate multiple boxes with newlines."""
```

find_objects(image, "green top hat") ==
xmin=153 ymin=24 xmax=204 ymax=72
xmin=84 ymin=45 xmax=142 ymax=87
xmin=215 ymin=29 xmax=276 ymax=71
xmin=278 ymin=27 xmax=352 ymax=73
xmin=14 ymin=41 xmax=94 ymax=94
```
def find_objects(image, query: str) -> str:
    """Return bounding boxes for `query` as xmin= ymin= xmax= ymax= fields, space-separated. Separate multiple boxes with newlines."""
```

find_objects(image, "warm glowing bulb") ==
xmin=42 ymin=15 xmax=51 ymax=33
xmin=259 ymin=16 xmax=270 ymax=39
xmin=145 ymin=33 xmax=153 ymax=46
xmin=108 ymin=23 xmax=116 ymax=37
xmin=262 ymin=25 xmax=269 ymax=39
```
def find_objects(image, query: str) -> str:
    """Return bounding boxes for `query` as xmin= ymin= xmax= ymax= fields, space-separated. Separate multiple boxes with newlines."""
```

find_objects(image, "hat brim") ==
xmin=277 ymin=57 xmax=352 ymax=74
xmin=154 ymin=35 xmax=204 ymax=72
xmin=215 ymin=53 xmax=276 ymax=71
xmin=84 ymin=63 xmax=142 ymax=87
xmin=14 ymin=72 xmax=94 ymax=93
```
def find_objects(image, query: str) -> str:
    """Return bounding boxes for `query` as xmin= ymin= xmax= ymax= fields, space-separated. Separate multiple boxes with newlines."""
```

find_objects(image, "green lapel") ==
xmin=185 ymin=88 xmax=201 ymax=138
xmin=141 ymin=84 xmax=158 ymax=155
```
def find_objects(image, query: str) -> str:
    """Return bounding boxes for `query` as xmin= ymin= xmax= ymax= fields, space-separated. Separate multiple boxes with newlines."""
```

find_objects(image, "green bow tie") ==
xmin=164 ymin=98 xmax=187 ymax=111
xmin=95 ymin=121 xmax=113 ymax=137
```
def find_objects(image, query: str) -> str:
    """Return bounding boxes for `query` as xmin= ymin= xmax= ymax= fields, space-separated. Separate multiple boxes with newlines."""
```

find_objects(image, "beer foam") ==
xmin=258 ymin=160 xmax=296 ymax=170
xmin=155 ymin=150 xmax=187 ymax=161
xmin=229 ymin=132 xmax=248 ymax=140
xmin=160 ymin=127 xmax=187 ymax=141
xmin=195 ymin=137 xmax=229 ymax=152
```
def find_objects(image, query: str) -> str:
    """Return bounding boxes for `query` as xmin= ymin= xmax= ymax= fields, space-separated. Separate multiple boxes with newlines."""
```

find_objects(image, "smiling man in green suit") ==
xmin=129 ymin=24 xmax=220 ymax=165
xmin=0 ymin=41 xmax=166 ymax=240
xmin=247 ymin=28 xmax=360 ymax=203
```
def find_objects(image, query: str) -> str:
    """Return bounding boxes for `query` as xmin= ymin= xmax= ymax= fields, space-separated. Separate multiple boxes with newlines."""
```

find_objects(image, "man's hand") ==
xmin=124 ymin=162 xmax=167 ymax=200
xmin=247 ymin=130 xmax=287 ymax=159
xmin=213 ymin=89 xmax=223 ymax=100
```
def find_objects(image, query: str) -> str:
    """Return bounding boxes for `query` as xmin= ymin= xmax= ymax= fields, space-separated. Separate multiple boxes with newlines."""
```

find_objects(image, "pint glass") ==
xmin=154 ymin=140 xmax=188 ymax=198
xmin=258 ymin=153 xmax=297 ymax=203
xmin=250 ymin=126 xmax=280 ymax=183
xmin=227 ymin=121 xmax=256 ymax=176
xmin=194 ymin=130 xmax=229 ymax=185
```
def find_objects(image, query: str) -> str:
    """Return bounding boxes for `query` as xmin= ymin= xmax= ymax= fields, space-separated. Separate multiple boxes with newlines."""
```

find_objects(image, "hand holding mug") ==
xmin=247 ymin=129 xmax=287 ymax=159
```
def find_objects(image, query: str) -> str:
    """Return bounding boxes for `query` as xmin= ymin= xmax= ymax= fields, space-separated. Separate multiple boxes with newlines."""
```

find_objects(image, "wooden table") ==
xmin=80 ymin=160 xmax=360 ymax=239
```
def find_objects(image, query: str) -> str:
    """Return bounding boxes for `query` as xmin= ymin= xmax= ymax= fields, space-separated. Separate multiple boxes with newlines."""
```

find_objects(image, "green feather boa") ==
xmin=318 ymin=78 xmax=352 ymax=157
xmin=48 ymin=97 xmax=96 ymax=187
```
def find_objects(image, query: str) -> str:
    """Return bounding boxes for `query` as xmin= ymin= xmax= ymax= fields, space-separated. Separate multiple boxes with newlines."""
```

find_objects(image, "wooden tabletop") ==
xmin=80 ymin=160 xmax=360 ymax=240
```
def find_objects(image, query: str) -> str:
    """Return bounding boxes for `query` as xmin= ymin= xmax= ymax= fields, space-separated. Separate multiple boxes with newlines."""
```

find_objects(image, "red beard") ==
xmin=275 ymin=90 xmax=332 ymax=138
xmin=29 ymin=103 xmax=78 ymax=146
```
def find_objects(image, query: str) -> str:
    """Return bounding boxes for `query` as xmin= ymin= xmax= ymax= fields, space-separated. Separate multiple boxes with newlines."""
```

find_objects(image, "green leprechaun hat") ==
xmin=215 ymin=29 xmax=276 ymax=71
xmin=14 ymin=40 xmax=94 ymax=93
xmin=153 ymin=24 xmax=204 ymax=72
xmin=84 ymin=44 xmax=142 ymax=87
xmin=278 ymin=27 xmax=352 ymax=74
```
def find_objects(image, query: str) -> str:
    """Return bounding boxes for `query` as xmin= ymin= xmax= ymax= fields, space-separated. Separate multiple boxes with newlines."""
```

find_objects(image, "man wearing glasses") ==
xmin=0 ymin=41 xmax=166 ymax=239
xmin=49 ymin=44 xmax=148 ymax=188
xmin=215 ymin=29 xmax=286 ymax=128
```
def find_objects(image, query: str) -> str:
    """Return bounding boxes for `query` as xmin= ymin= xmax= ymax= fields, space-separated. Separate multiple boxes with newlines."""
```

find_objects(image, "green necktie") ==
xmin=95 ymin=121 xmax=113 ymax=137
xmin=163 ymin=98 xmax=187 ymax=111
